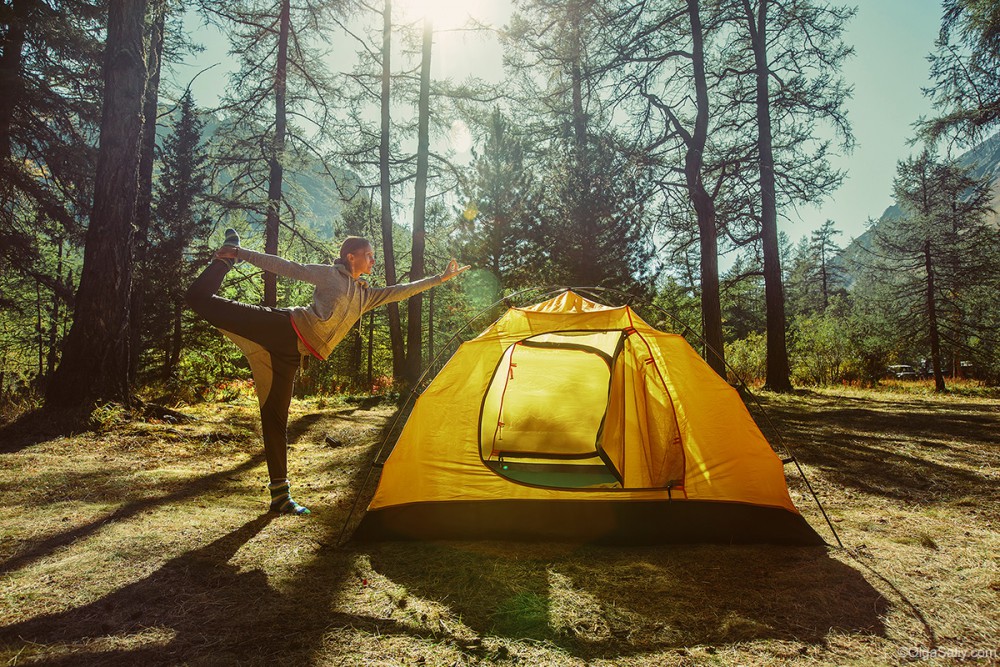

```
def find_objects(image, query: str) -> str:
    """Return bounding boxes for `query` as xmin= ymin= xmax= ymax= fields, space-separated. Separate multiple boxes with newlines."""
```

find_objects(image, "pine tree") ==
xmin=0 ymin=0 xmax=103 ymax=297
xmin=922 ymin=0 xmax=1000 ymax=142
xmin=145 ymin=89 xmax=211 ymax=381
xmin=458 ymin=108 xmax=542 ymax=293
xmin=723 ymin=0 xmax=855 ymax=392
xmin=505 ymin=0 xmax=654 ymax=296
xmin=867 ymin=150 xmax=996 ymax=392
xmin=198 ymin=0 xmax=344 ymax=307
xmin=807 ymin=220 xmax=846 ymax=311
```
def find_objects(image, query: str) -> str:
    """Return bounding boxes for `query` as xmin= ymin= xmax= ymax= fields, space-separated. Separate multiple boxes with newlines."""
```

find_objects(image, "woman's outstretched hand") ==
xmin=440 ymin=258 xmax=471 ymax=282
xmin=215 ymin=245 xmax=238 ymax=261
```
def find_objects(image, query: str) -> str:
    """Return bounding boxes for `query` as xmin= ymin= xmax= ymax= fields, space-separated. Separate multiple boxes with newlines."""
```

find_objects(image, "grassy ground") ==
xmin=0 ymin=385 xmax=997 ymax=666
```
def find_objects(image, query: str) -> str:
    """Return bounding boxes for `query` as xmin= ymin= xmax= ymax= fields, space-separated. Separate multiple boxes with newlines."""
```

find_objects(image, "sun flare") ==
xmin=397 ymin=0 xmax=477 ymax=29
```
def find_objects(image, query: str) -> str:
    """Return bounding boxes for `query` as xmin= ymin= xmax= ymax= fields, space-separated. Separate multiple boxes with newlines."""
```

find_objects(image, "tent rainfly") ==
xmin=353 ymin=290 xmax=824 ymax=545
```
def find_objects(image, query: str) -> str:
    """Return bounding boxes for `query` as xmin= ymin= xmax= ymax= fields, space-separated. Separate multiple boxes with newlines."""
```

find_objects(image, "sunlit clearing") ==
xmin=464 ymin=269 xmax=501 ymax=310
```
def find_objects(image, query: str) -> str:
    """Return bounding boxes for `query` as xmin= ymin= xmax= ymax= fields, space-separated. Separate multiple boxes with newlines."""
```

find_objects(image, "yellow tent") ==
xmin=354 ymin=290 xmax=823 ymax=545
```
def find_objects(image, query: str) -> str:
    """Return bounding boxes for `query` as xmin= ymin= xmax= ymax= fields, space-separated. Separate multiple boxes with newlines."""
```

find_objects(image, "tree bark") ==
xmin=746 ymin=0 xmax=792 ymax=391
xmin=129 ymin=3 xmax=165 ymax=383
xmin=686 ymin=0 xmax=726 ymax=378
xmin=46 ymin=0 xmax=149 ymax=408
xmin=405 ymin=16 xmax=432 ymax=386
xmin=380 ymin=0 xmax=405 ymax=380
xmin=45 ymin=238 xmax=63 ymax=379
xmin=0 ymin=0 xmax=30 ymax=161
xmin=263 ymin=0 xmax=290 ymax=308
xmin=427 ymin=287 xmax=434 ymax=368
xmin=924 ymin=239 xmax=946 ymax=391
xmin=165 ymin=300 xmax=182 ymax=381
xmin=367 ymin=310 xmax=375 ymax=389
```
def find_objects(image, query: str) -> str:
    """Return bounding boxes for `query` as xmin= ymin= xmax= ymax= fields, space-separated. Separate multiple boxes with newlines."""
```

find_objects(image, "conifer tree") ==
xmin=504 ymin=0 xmax=654 ymax=296
xmin=922 ymin=0 xmax=1000 ymax=142
xmin=198 ymin=0 xmax=344 ymax=307
xmin=0 ymin=0 xmax=103 ymax=296
xmin=146 ymin=89 xmax=211 ymax=380
xmin=808 ymin=220 xmax=846 ymax=312
xmin=867 ymin=150 xmax=996 ymax=391
xmin=458 ymin=108 xmax=542 ymax=292
xmin=724 ymin=0 xmax=854 ymax=391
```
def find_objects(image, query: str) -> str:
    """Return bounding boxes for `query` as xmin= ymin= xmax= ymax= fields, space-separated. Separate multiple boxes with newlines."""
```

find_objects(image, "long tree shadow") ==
xmin=0 ymin=515 xmax=278 ymax=665
xmin=0 ymin=403 xmax=425 ymax=665
xmin=0 ymin=512 xmax=460 ymax=666
xmin=0 ymin=454 xmax=264 ymax=577
xmin=363 ymin=540 xmax=888 ymax=660
xmin=0 ymin=398 xmax=897 ymax=665
xmin=0 ymin=406 xmax=339 ymax=578
xmin=751 ymin=394 xmax=1000 ymax=508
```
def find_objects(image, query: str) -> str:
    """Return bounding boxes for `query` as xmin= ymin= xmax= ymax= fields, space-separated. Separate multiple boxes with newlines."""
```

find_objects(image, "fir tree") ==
xmin=145 ymin=89 xmax=211 ymax=381
xmin=866 ymin=150 xmax=996 ymax=391
xmin=458 ymin=108 xmax=542 ymax=293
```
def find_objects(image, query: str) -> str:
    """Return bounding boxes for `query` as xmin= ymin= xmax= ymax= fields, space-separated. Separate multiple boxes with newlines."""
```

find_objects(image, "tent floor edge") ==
xmin=352 ymin=499 xmax=826 ymax=546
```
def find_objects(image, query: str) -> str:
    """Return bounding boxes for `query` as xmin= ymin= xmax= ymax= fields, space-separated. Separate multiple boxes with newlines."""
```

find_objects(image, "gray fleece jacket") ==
xmin=235 ymin=248 xmax=443 ymax=360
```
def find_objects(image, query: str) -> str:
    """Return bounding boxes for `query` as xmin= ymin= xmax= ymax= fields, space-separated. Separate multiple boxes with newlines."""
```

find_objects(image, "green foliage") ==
xmin=923 ymin=0 xmax=1000 ymax=142
xmin=789 ymin=312 xmax=851 ymax=386
xmin=538 ymin=135 xmax=655 ymax=295
xmin=857 ymin=149 xmax=999 ymax=389
xmin=139 ymin=90 xmax=213 ymax=383
xmin=721 ymin=262 xmax=766 ymax=342
xmin=457 ymin=108 xmax=543 ymax=294
xmin=0 ymin=1 xmax=102 ymax=298
xmin=725 ymin=332 xmax=766 ymax=386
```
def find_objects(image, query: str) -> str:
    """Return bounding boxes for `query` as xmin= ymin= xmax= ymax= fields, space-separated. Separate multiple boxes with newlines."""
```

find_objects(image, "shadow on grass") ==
xmin=0 ymin=514 xmax=278 ymax=665
xmin=0 ymin=454 xmax=265 ymax=578
xmin=363 ymin=540 xmax=887 ymax=660
xmin=0 ymin=406 xmax=97 ymax=454
xmin=0 ymin=399 xmax=896 ymax=665
xmin=751 ymin=393 xmax=1000 ymax=506
xmin=0 ymin=406 xmax=411 ymax=666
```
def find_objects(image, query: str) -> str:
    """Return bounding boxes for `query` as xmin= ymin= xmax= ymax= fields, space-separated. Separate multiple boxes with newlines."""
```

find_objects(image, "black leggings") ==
xmin=185 ymin=260 xmax=300 ymax=481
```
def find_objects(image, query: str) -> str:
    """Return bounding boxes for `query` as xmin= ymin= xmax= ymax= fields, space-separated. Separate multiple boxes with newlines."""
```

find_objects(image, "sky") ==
xmin=177 ymin=0 xmax=946 ymax=246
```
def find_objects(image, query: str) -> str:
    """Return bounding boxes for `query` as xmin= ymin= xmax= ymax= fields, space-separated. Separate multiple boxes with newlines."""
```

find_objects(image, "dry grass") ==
xmin=0 ymin=386 xmax=997 ymax=666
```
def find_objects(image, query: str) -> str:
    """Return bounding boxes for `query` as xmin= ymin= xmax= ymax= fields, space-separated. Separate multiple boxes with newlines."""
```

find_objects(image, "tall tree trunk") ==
xmin=263 ymin=0 xmax=290 ymax=308
xmin=427 ymin=288 xmax=434 ymax=368
xmin=36 ymin=282 xmax=43 ymax=378
xmin=165 ymin=299 xmax=182 ymax=381
xmin=46 ymin=0 xmax=149 ymax=408
xmin=405 ymin=16 xmax=432 ymax=386
xmin=367 ymin=310 xmax=374 ymax=389
xmin=0 ymin=0 xmax=29 ymax=161
xmin=352 ymin=323 xmax=363 ymax=388
xmin=746 ymin=0 xmax=792 ymax=391
xmin=129 ymin=3 xmax=165 ymax=384
xmin=686 ymin=0 xmax=725 ymax=377
xmin=924 ymin=240 xmax=946 ymax=391
xmin=568 ymin=2 xmax=591 ymax=284
xmin=380 ymin=0 xmax=405 ymax=380
xmin=45 ymin=238 xmax=63 ymax=378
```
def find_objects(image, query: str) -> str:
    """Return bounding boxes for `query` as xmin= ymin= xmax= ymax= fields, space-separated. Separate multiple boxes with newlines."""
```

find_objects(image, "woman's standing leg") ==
xmin=185 ymin=257 xmax=309 ymax=514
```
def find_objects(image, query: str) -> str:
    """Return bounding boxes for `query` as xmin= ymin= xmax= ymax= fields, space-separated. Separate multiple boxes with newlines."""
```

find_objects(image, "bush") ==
xmin=790 ymin=315 xmax=851 ymax=385
xmin=725 ymin=332 xmax=766 ymax=385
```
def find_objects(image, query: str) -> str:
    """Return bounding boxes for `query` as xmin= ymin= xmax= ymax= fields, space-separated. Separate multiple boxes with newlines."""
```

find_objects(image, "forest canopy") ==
xmin=1 ymin=0 xmax=998 ymax=415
